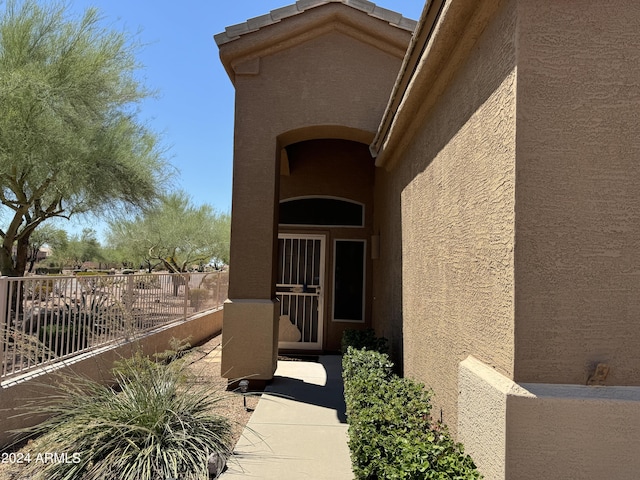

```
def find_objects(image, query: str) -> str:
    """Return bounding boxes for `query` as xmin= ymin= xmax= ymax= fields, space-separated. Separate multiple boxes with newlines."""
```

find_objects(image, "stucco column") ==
xmin=221 ymin=113 xmax=280 ymax=382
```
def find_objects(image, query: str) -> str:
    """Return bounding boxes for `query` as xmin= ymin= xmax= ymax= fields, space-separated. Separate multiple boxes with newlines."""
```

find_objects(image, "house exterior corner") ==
xmin=217 ymin=0 xmax=640 ymax=477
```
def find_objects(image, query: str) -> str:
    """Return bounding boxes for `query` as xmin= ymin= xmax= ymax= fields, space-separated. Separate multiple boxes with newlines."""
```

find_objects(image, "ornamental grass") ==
xmin=13 ymin=351 xmax=232 ymax=480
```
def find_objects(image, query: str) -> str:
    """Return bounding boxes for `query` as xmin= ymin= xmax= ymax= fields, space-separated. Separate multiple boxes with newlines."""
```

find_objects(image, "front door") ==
xmin=276 ymin=234 xmax=325 ymax=350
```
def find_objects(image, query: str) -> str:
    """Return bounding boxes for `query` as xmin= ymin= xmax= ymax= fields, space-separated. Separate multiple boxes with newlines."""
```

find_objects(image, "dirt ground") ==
xmin=182 ymin=333 xmax=260 ymax=446
xmin=0 ymin=333 xmax=258 ymax=480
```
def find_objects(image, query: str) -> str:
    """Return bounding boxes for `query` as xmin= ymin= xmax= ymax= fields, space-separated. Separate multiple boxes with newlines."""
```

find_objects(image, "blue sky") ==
xmin=63 ymin=0 xmax=425 ymax=239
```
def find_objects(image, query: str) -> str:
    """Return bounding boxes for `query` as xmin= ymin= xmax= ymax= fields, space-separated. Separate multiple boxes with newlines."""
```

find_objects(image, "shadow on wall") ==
xmin=372 ymin=2 xmax=516 ymax=376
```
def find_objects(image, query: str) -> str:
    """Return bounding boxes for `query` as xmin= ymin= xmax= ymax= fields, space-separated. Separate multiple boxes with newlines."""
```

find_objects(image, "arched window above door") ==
xmin=279 ymin=197 xmax=364 ymax=227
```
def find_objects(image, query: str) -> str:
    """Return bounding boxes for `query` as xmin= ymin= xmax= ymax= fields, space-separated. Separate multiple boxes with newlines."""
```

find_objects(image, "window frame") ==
xmin=279 ymin=196 xmax=365 ymax=228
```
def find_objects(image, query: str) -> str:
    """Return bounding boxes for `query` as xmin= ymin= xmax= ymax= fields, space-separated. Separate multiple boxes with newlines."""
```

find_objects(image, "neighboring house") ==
xmin=37 ymin=245 xmax=52 ymax=262
xmin=10 ymin=244 xmax=51 ymax=263
xmin=215 ymin=1 xmax=640 ymax=479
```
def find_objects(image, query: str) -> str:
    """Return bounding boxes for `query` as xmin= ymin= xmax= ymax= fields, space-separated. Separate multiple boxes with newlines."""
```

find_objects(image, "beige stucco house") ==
xmin=215 ymin=1 xmax=640 ymax=478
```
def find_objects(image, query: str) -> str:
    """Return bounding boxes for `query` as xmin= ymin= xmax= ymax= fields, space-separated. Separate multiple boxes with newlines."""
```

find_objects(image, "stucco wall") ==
xmin=0 ymin=309 xmax=223 ymax=448
xmin=228 ymin=26 xmax=406 ymax=301
xmin=374 ymin=0 xmax=517 ymax=431
xmin=460 ymin=355 xmax=640 ymax=480
xmin=281 ymin=139 xmax=374 ymax=206
xmin=514 ymin=1 xmax=640 ymax=385
xmin=372 ymin=160 xmax=404 ymax=365
xmin=371 ymin=0 xmax=640 ymax=476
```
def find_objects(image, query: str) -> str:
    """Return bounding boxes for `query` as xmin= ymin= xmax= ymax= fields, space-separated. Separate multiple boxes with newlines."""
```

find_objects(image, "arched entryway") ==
xmin=277 ymin=138 xmax=374 ymax=352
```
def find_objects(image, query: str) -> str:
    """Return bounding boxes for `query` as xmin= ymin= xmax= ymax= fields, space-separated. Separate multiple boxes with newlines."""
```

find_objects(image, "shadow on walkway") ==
xmin=266 ymin=355 xmax=347 ymax=424
xmin=220 ymin=355 xmax=353 ymax=479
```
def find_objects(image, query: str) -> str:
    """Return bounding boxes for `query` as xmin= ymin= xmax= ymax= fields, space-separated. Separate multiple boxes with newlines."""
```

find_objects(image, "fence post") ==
xmin=125 ymin=274 xmax=135 ymax=335
xmin=216 ymin=271 xmax=222 ymax=309
xmin=125 ymin=274 xmax=134 ymax=309
xmin=183 ymin=273 xmax=190 ymax=321
xmin=0 ymin=277 xmax=8 ymax=377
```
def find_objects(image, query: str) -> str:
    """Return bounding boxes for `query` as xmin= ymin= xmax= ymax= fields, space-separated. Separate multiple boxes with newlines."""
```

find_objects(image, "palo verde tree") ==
xmin=24 ymin=223 xmax=67 ymax=272
xmin=0 ymin=0 xmax=168 ymax=277
xmin=106 ymin=191 xmax=230 ymax=274
xmin=50 ymin=228 xmax=104 ymax=270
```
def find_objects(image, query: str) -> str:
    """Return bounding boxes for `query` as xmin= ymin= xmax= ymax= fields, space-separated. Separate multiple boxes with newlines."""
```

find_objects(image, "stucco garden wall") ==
xmin=459 ymin=356 xmax=640 ymax=480
xmin=0 ymin=308 xmax=223 ymax=448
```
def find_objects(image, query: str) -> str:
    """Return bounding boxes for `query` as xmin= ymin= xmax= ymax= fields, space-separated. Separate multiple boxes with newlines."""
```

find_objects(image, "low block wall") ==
xmin=0 ymin=308 xmax=223 ymax=449
xmin=459 ymin=356 xmax=640 ymax=480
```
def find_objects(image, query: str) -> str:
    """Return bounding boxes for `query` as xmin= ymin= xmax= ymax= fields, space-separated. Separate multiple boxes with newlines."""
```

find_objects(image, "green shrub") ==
xmin=35 ymin=266 xmax=62 ymax=275
xmin=75 ymin=271 xmax=109 ymax=276
xmin=341 ymin=328 xmax=389 ymax=354
xmin=38 ymin=321 xmax=90 ymax=357
xmin=343 ymin=346 xmax=482 ymax=479
xmin=154 ymin=336 xmax=193 ymax=363
xmin=15 ymin=352 xmax=232 ymax=480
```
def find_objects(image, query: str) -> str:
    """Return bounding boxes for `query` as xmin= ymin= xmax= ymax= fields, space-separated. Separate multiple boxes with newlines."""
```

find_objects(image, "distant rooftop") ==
xmin=214 ymin=0 xmax=417 ymax=46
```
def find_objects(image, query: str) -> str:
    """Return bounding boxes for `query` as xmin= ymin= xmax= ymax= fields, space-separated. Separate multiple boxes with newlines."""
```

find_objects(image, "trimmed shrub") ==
xmin=343 ymin=346 xmax=482 ymax=479
xmin=341 ymin=328 xmax=389 ymax=354
xmin=75 ymin=270 xmax=109 ymax=276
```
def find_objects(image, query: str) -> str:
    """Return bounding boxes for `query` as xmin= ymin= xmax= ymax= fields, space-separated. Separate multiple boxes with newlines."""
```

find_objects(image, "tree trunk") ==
xmin=0 ymin=245 xmax=15 ymax=277
xmin=28 ymin=257 xmax=36 ymax=273
xmin=14 ymin=236 xmax=30 ymax=278
xmin=0 ymin=244 xmax=23 ymax=314
xmin=0 ymin=235 xmax=32 ymax=313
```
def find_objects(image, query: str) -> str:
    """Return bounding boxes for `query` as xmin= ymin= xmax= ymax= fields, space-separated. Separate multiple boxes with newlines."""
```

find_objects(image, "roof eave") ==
xmin=215 ymin=0 xmax=416 ymax=46
xmin=215 ymin=1 xmax=416 ymax=85
xmin=372 ymin=0 xmax=505 ymax=171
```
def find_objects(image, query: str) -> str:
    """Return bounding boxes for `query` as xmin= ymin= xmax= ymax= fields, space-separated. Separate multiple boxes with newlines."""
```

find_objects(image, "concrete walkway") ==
xmin=220 ymin=356 xmax=353 ymax=479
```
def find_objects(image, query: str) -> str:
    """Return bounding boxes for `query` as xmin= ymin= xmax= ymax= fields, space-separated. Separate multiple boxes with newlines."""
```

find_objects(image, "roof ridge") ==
xmin=214 ymin=0 xmax=417 ymax=46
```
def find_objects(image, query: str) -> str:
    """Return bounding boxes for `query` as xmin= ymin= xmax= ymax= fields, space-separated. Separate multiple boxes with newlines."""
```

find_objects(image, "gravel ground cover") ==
xmin=0 ymin=333 xmax=258 ymax=480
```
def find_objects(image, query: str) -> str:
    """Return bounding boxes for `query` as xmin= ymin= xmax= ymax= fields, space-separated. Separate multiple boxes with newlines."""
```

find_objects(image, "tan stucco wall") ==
xmin=227 ymin=23 xmax=408 ymax=302
xmin=374 ymin=0 xmax=517 ymax=431
xmin=460 ymin=356 xmax=640 ymax=480
xmin=0 ymin=309 xmax=223 ymax=448
xmin=281 ymin=139 xmax=374 ymax=206
xmin=220 ymin=4 xmax=410 ymax=375
xmin=458 ymin=357 xmax=509 ymax=479
xmin=513 ymin=0 xmax=640 ymax=385
xmin=221 ymin=299 xmax=279 ymax=380
xmin=374 ymin=0 xmax=640 ymax=475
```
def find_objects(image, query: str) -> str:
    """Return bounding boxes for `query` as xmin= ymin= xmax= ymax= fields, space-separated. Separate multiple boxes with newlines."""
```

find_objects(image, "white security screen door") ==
xmin=276 ymin=234 xmax=325 ymax=350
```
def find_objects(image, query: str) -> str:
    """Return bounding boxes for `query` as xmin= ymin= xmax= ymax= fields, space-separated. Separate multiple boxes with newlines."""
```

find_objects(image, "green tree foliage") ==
xmin=25 ymin=223 xmax=67 ymax=272
xmin=107 ymin=192 xmax=230 ymax=273
xmin=100 ymin=245 xmax=134 ymax=270
xmin=50 ymin=228 xmax=103 ymax=269
xmin=0 ymin=0 xmax=168 ymax=277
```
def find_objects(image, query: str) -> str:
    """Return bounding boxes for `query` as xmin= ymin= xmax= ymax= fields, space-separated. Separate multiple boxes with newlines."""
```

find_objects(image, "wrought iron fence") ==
xmin=0 ymin=270 xmax=228 ymax=381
